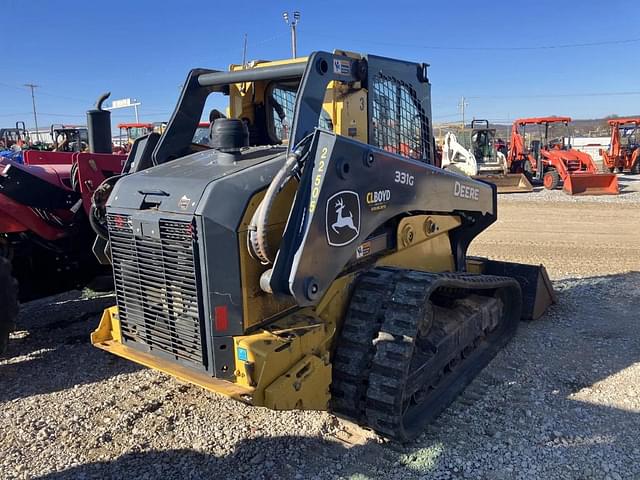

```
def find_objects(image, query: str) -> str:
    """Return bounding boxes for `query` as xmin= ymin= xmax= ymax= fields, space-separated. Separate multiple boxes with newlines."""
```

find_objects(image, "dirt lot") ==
xmin=1 ymin=191 xmax=639 ymax=480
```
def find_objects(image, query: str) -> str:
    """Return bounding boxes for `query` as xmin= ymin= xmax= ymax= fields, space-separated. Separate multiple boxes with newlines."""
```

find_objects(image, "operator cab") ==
xmin=519 ymin=118 xmax=571 ymax=162
xmin=621 ymin=123 xmax=639 ymax=149
xmin=51 ymin=125 xmax=89 ymax=152
xmin=139 ymin=53 xmax=434 ymax=170
xmin=470 ymin=120 xmax=498 ymax=163
xmin=0 ymin=122 xmax=28 ymax=150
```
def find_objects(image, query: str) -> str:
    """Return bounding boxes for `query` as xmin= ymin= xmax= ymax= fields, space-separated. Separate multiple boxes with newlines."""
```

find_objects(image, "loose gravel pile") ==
xmin=1 ymin=198 xmax=639 ymax=480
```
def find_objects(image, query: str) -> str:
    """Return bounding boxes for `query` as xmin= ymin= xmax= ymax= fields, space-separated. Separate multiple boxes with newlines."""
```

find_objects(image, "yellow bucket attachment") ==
xmin=472 ymin=173 xmax=534 ymax=194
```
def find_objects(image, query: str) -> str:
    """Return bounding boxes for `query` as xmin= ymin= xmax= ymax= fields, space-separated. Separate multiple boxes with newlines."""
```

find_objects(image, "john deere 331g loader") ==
xmin=91 ymin=51 xmax=554 ymax=441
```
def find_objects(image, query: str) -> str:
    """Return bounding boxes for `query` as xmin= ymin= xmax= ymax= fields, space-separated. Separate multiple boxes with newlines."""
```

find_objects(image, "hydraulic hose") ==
xmin=248 ymin=133 xmax=314 ymax=264
xmin=89 ymin=174 xmax=123 ymax=240
xmin=89 ymin=203 xmax=109 ymax=241
xmin=248 ymin=151 xmax=300 ymax=264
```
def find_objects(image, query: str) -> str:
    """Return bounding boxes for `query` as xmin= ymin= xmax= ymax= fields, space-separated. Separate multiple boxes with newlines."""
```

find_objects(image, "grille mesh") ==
xmin=371 ymin=73 xmax=431 ymax=161
xmin=108 ymin=214 xmax=205 ymax=368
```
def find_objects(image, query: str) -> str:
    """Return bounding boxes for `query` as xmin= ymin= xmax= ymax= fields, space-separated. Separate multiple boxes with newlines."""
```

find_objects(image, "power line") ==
xmin=435 ymin=91 xmax=640 ymax=101
xmin=308 ymin=33 xmax=640 ymax=51
xmin=433 ymin=112 xmax=460 ymax=119
xmin=0 ymin=81 xmax=24 ymax=92
xmin=466 ymin=91 xmax=640 ymax=100
xmin=35 ymin=90 xmax=95 ymax=104
xmin=0 ymin=81 xmax=95 ymax=104
xmin=0 ymin=112 xmax=32 ymax=118
xmin=247 ymin=32 xmax=288 ymax=48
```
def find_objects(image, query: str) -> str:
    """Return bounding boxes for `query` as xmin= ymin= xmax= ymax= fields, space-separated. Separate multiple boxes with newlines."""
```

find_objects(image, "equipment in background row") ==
xmin=507 ymin=117 xmax=618 ymax=195
xmin=0 ymin=93 xmax=126 ymax=354
xmin=600 ymin=117 xmax=640 ymax=174
xmin=440 ymin=119 xmax=533 ymax=193
xmin=441 ymin=117 xmax=619 ymax=195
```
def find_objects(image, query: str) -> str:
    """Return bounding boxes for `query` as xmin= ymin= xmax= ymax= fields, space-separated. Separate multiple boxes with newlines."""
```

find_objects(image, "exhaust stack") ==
xmin=87 ymin=92 xmax=112 ymax=154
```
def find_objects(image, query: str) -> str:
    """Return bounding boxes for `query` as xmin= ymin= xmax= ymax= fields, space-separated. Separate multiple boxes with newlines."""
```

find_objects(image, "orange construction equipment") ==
xmin=116 ymin=123 xmax=154 ymax=152
xmin=507 ymin=116 xmax=619 ymax=195
xmin=600 ymin=117 xmax=640 ymax=174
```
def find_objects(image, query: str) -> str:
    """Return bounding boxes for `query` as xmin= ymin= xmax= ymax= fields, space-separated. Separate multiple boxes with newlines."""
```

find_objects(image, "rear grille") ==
xmin=108 ymin=213 xmax=205 ymax=369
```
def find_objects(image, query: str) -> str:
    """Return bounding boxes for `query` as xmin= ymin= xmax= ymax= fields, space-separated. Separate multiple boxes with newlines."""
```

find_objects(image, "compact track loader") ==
xmin=441 ymin=120 xmax=533 ymax=193
xmin=91 ymin=51 xmax=554 ymax=441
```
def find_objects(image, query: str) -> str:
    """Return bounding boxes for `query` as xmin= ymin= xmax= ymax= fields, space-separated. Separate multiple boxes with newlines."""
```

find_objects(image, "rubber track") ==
xmin=330 ymin=268 xmax=399 ymax=420
xmin=331 ymin=267 xmax=521 ymax=442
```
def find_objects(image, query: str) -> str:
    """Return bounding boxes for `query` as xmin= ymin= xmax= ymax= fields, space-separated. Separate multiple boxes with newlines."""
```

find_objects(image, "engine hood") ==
xmin=107 ymin=146 xmax=286 ymax=215
xmin=543 ymin=148 xmax=585 ymax=161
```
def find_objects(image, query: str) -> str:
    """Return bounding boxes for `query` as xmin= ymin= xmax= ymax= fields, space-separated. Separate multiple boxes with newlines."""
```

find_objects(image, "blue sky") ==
xmin=1 ymin=0 xmax=639 ymax=128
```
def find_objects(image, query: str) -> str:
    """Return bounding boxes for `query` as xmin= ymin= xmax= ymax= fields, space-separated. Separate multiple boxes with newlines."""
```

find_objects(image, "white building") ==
xmin=569 ymin=136 xmax=610 ymax=171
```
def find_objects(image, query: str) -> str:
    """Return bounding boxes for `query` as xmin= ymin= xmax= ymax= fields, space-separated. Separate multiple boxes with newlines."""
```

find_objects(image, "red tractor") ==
xmin=0 ymin=94 xmax=127 ymax=354
xmin=600 ymin=117 xmax=640 ymax=174
xmin=507 ymin=116 xmax=619 ymax=195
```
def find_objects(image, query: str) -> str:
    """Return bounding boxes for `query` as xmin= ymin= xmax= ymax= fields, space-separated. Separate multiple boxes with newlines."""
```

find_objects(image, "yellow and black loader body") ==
xmin=92 ymin=51 xmax=554 ymax=441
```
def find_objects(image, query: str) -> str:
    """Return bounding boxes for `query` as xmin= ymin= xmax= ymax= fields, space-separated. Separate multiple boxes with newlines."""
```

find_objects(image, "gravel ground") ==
xmin=498 ymin=173 xmax=640 ymax=204
xmin=1 ymin=195 xmax=639 ymax=480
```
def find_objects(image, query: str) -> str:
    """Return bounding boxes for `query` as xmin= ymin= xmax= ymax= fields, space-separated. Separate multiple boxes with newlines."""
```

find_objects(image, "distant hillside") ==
xmin=435 ymin=115 xmax=640 ymax=141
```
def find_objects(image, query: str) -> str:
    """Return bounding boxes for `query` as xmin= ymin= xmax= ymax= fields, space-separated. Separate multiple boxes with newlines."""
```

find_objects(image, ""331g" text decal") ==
xmin=394 ymin=170 xmax=414 ymax=186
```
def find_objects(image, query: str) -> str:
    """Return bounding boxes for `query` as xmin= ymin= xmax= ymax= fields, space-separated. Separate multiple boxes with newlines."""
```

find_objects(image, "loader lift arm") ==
xmin=268 ymin=129 xmax=496 ymax=305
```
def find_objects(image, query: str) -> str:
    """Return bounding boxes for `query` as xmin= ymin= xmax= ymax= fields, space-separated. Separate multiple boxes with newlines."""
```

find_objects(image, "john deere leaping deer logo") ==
xmin=325 ymin=191 xmax=361 ymax=246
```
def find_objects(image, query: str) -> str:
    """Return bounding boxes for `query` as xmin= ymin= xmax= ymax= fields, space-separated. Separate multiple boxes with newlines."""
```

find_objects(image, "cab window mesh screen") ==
xmin=371 ymin=74 xmax=430 ymax=160
xmin=271 ymin=86 xmax=296 ymax=142
xmin=269 ymin=84 xmax=333 ymax=143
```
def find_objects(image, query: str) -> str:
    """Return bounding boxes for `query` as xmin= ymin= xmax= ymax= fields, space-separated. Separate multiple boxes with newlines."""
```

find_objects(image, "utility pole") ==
xmin=282 ymin=11 xmax=301 ymax=58
xmin=242 ymin=33 xmax=248 ymax=67
xmin=24 ymin=83 xmax=40 ymax=142
xmin=458 ymin=96 xmax=468 ymax=129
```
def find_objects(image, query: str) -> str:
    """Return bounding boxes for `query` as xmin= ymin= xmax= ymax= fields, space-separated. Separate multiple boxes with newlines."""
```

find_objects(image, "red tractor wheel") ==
xmin=0 ymin=257 xmax=19 ymax=355
xmin=543 ymin=170 xmax=560 ymax=190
